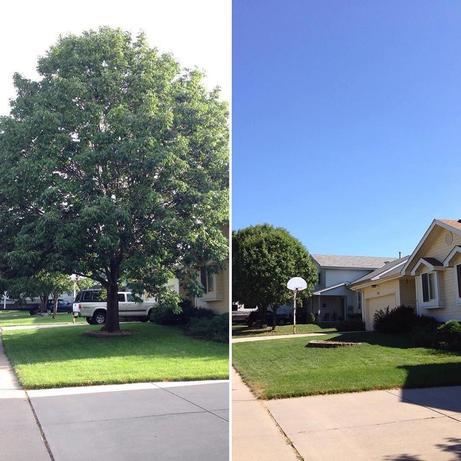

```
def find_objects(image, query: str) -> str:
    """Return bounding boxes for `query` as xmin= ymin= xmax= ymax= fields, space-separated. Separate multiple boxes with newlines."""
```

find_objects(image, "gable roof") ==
xmin=402 ymin=219 xmax=461 ymax=274
xmin=312 ymin=254 xmax=394 ymax=270
xmin=438 ymin=219 xmax=461 ymax=232
xmin=350 ymin=256 xmax=409 ymax=288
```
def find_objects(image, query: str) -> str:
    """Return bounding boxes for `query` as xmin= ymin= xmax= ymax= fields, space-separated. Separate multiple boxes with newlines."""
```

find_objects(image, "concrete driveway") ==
xmin=266 ymin=386 xmax=461 ymax=461
xmin=28 ymin=381 xmax=229 ymax=461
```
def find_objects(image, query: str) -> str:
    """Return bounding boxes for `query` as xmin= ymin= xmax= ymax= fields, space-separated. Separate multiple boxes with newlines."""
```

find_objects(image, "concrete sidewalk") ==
xmin=232 ymin=368 xmax=299 ymax=461
xmin=0 ymin=338 xmax=51 ymax=460
xmin=266 ymin=387 xmax=461 ymax=461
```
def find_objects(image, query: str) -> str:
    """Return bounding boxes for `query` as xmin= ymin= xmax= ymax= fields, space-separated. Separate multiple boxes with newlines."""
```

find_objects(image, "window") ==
xmin=421 ymin=273 xmax=435 ymax=302
xmin=127 ymin=294 xmax=137 ymax=302
xmin=117 ymin=294 xmax=126 ymax=302
xmin=317 ymin=272 xmax=321 ymax=285
xmin=207 ymin=270 xmax=215 ymax=292
xmin=200 ymin=266 xmax=215 ymax=293
xmin=457 ymin=264 xmax=461 ymax=299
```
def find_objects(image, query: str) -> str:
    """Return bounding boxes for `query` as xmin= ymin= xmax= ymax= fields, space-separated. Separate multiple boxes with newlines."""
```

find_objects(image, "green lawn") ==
xmin=233 ymin=332 xmax=461 ymax=399
xmin=2 ymin=323 xmax=229 ymax=389
xmin=0 ymin=310 xmax=85 ymax=327
xmin=232 ymin=323 xmax=337 ymax=338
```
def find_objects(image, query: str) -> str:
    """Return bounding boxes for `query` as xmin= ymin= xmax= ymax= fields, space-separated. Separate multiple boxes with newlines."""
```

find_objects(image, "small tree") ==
xmin=0 ymin=28 xmax=228 ymax=332
xmin=232 ymin=224 xmax=317 ymax=330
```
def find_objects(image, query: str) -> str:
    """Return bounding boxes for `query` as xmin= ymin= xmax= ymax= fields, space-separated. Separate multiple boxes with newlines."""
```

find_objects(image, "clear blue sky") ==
xmin=233 ymin=0 xmax=461 ymax=258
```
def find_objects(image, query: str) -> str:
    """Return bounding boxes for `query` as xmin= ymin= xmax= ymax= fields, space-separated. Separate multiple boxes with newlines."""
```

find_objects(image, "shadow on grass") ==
xmin=232 ymin=323 xmax=336 ymax=338
xmin=2 ymin=323 xmax=228 ymax=366
xmin=325 ymin=332 xmax=461 ymax=352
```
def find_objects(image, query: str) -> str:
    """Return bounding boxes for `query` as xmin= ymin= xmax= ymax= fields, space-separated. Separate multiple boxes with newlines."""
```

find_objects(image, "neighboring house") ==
xmin=307 ymin=254 xmax=395 ymax=321
xmin=350 ymin=219 xmax=461 ymax=330
xmin=349 ymin=257 xmax=416 ymax=330
xmin=194 ymin=263 xmax=229 ymax=314
xmin=402 ymin=219 xmax=461 ymax=322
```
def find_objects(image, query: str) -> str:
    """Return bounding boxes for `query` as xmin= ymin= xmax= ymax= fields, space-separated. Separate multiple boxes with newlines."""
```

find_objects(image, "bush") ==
xmin=436 ymin=320 xmax=461 ymax=350
xmin=411 ymin=323 xmax=439 ymax=347
xmin=150 ymin=299 xmax=214 ymax=325
xmin=373 ymin=305 xmax=417 ymax=333
xmin=187 ymin=313 xmax=229 ymax=343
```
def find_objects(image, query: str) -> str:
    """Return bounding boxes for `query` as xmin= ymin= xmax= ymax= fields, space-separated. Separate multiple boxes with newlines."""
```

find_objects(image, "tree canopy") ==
xmin=232 ymin=224 xmax=317 ymax=325
xmin=0 ymin=27 xmax=228 ymax=331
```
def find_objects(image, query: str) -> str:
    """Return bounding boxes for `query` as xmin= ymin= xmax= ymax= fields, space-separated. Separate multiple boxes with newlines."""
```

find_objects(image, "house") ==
xmin=349 ymin=256 xmax=416 ymax=330
xmin=403 ymin=219 xmax=461 ymax=321
xmin=307 ymin=254 xmax=395 ymax=321
xmin=350 ymin=219 xmax=461 ymax=330
xmin=194 ymin=263 xmax=229 ymax=314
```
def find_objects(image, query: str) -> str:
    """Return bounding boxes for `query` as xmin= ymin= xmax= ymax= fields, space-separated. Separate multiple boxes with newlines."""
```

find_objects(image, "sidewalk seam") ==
xmin=1 ymin=333 xmax=54 ymax=460
xmin=233 ymin=367 xmax=303 ymax=460
xmin=157 ymin=385 xmax=229 ymax=423
xmin=261 ymin=401 xmax=304 ymax=461
xmin=26 ymin=391 xmax=55 ymax=461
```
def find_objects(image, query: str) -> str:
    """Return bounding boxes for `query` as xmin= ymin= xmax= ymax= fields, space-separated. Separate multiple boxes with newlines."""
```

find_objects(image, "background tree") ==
xmin=232 ymin=224 xmax=317 ymax=329
xmin=0 ymin=28 xmax=228 ymax=332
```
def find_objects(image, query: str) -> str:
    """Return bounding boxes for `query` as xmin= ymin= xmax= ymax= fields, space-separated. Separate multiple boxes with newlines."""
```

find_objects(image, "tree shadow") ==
xmin=383 ymin=438 xmax=461 ymax=460
xmin=398 ymin=363 xmax=461 ymax=414
xmin=436 ymin=438 xmax=461 ymax=459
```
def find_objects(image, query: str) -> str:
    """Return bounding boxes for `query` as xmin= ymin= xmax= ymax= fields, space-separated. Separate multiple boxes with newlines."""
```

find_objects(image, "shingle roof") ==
xmin=312 ymin=254 xmax=395 ymax=269
xmin=350 ymin=256 xmax=408 ymax=286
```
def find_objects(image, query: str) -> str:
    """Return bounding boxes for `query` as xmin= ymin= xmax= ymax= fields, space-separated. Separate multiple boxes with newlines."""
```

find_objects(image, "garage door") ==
xmin=365 ymin=294 xmax=396 ymax=330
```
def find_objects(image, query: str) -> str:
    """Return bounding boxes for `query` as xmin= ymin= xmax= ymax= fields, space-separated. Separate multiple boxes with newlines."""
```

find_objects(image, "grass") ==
xmin=2 ymin=323 xmax=229 ymax=389
xmin=0 ymin=310 xmax=85 ymax=327
xmin=232 ymin=323 xmax=337 ymax=338
xmin=232 ymin=332 xmax=461 ymax=399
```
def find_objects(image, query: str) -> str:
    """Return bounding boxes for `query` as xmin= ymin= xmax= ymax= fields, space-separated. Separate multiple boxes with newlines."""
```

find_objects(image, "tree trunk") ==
xmin=257 ymin=305 xmax=268 ymax=328
xmin=102 ymin=260 xmax=121 ymax=333
xmin=52 ymin=294 xmax=58 ymax=319
xmin=40 ymin=294 xmax=48 ymax=313
xmin=271 ymin=306 xmax=278 ymax=331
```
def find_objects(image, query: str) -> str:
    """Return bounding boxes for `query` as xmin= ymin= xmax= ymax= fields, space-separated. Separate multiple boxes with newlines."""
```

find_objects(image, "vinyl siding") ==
xmin=411 ymin=227 xmax=461 ymax=321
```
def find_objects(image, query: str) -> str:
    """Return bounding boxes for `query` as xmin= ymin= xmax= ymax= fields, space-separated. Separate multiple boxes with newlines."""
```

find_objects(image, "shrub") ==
xmin=150 ymin=299 xmax=214 ymax=325
xmin=373 ymin=305 xmax=417 ymax=333
xmin=436 ymin=320 xmax=461 ymax=350
xmin=187 ymin=313 xmax=229 ymax=343
xmin=411 ymin=323 xmax=439 ymax=348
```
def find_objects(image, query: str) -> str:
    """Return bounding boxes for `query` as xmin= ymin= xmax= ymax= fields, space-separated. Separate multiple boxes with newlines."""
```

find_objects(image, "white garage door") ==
xmin=365 ymin=294 xmax=396 ymax=330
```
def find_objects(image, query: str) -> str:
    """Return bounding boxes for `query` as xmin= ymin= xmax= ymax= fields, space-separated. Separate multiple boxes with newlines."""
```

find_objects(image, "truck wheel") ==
xmin=92 ymin=311 xmax=106 ymax=325
xmin=148 ymin=309 xmax=156 ymax=323
xmin=86 ymin=317 xmax=95 ymax=325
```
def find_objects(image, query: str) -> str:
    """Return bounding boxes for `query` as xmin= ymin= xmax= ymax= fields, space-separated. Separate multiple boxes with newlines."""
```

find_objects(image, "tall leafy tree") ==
xmin=0 ymin=28 xmax=228 ymax=332
xmin=232 ymin=224 xmax=317 ymax=329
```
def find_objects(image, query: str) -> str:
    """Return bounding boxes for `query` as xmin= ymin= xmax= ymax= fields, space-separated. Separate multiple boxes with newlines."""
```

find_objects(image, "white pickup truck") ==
xmin=73 ymin=289 xmax=156 ymax=325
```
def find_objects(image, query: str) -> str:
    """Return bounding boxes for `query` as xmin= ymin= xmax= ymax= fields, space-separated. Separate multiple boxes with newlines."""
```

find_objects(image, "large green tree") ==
xmin=232 ymin=224 xmax=317 ymax=329
xmin=0 ymin=28 xmax=228 ymax=332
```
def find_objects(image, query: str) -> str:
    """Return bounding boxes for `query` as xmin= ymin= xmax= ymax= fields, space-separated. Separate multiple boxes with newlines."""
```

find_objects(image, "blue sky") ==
xmin=233 ymin=0 xmax=461 ymax=257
